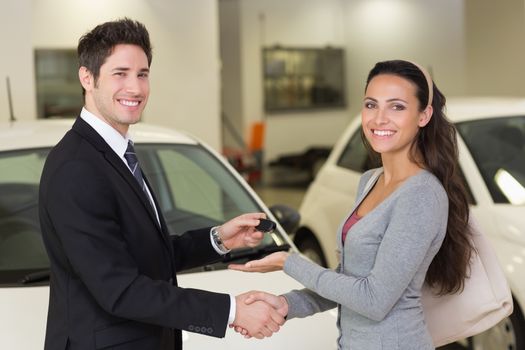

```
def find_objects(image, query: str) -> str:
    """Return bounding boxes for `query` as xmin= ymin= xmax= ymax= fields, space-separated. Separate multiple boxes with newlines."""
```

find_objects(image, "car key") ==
xmin=255 ymin=218 xmax=276 ymax=232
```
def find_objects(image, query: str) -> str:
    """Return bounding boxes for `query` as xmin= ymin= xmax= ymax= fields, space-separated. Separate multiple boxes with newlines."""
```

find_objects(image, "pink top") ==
xmin=342 ymin=210 xmax=361 ymax=244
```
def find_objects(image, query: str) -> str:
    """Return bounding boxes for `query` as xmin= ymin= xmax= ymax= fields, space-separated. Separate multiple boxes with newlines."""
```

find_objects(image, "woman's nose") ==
xmin=374 ymin=107 xmax=388 ymax=124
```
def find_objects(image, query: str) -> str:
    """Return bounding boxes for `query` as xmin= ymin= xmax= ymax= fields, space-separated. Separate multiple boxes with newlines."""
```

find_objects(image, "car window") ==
xmin=456 ymin=116 xmax=525 ymax=204
xmin=337 ymin=129 xmax=378 ymax=172
xmin=137 ymin=144 xmax=282 ymax=272
xmin=0 ymin=143 xmax=285 ymax=285
xmin=137 ymin=144 xmax=262 ymax=230
xmin=0 ymin=149 xmax=50 ymax=284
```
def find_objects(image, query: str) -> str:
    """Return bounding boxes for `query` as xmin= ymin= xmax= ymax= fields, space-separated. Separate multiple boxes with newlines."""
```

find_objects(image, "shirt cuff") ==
xmin=228 ymin=294 xmax=236 ymax=324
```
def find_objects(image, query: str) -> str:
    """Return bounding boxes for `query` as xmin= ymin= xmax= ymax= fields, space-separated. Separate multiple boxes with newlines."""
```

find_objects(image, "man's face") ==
xmin=80 ymin=44 xmax=150 ymax=135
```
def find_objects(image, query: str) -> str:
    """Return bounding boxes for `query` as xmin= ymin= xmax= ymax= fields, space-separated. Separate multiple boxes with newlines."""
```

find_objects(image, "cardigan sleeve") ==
xmin=282 ymin=265 xmax=341 ymax=319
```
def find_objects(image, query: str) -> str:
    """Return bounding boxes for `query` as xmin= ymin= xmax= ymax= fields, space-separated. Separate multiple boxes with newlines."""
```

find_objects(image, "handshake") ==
xmin=230 ymin=291 xmax=289 ymax=339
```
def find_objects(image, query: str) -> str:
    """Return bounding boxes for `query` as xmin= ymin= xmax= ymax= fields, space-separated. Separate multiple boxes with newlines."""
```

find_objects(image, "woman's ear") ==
xmin=78 ymin=66 xmax=94 ymax=92
xmin=418 ymin=105 xmax=433 ymax=127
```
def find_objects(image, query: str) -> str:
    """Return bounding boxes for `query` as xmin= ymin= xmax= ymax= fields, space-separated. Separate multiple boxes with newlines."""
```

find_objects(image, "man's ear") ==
xmin=78 ymin=66 xmax=94 ymax=92
xmin=418 ymin=105 xmax=433 ymax=127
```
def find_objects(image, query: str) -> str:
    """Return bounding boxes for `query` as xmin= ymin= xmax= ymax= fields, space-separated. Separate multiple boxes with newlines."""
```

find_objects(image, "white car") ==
xmin=0 ymin=119 xmax=337 ymax=350
xmin=294 ymin=97 xmax=525 ymax=350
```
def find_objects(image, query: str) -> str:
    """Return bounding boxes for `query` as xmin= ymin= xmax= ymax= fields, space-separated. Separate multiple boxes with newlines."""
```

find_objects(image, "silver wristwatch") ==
xmin=211 ymin=226 xmax=230 ymax=253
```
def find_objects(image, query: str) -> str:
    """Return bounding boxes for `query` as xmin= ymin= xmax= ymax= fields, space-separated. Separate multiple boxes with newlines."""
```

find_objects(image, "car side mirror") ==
xmin=269 ymin=204 xmax=300 ymax=234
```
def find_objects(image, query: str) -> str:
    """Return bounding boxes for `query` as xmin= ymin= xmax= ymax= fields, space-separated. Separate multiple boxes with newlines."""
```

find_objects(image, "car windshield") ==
xmin=457 ymin=116 xmax=525 ymax=205
xmin=0 ymin=149 xmax=50 ymax=285
xmin=0 ymin=143 xmax=283 ymax=285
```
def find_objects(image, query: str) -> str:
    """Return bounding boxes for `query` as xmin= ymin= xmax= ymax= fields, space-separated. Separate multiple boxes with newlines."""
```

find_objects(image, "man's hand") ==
xmin=231 ymin=291 xmax=286 ymax=339
xmin=218 ymin=213 xmax=267 ymax=250
xmin=231 ymin=291 xmax=289 ymax=338
xmin=246 ymin=291 xmax=288 ymax=317
xmin=229 ymin=251 xmax=289 ymax=272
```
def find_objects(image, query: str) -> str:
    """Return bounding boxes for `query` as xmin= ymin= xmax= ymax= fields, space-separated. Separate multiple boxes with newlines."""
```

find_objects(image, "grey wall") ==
xmin=1 ymin=0 xmax=222 ymax=149
xmin=465 ymin=0 xmax=525 ymax=96
xmin=0 ymin=1 xmax=36 ymax=122
xmin=220 ymin=0 xmax=469 ymax=163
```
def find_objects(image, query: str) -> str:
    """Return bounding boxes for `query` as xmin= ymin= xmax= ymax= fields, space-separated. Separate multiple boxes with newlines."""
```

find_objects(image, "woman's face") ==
xmin=361 ymin=74 xmax=431 ymax=157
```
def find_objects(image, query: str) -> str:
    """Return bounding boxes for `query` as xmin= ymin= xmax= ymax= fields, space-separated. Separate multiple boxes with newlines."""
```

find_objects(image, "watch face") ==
xmin=212 ymin=227 xmax=221 ymax=241
xmin=211 ymin=227 xmax=228 ymax=252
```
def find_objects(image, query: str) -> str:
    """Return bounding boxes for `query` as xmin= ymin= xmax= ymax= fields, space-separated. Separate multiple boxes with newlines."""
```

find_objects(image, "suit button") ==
xmin=207 ymin=327 xmax=213 ymax=334
xmin=168 ymin=278 xmax=173 ymax=284
xmin=188 ymin=325 xmax=194 ymax=331
xmin=195 ymin=326 xmax=200 ymax=333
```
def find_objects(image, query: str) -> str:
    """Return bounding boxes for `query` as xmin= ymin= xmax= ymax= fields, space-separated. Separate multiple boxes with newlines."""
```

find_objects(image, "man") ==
xmin=39 ymin=18 xmax=284 ymax=350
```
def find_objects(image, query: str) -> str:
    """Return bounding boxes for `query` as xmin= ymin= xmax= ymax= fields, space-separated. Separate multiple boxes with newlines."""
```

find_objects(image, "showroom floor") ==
xmin=254 ymin=181 xmax=466 ymax=350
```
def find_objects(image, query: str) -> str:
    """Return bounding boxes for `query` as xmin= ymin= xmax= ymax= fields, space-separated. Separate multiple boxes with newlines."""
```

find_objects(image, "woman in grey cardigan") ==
xmin=230 ymin=60 xmax=474 ymax=349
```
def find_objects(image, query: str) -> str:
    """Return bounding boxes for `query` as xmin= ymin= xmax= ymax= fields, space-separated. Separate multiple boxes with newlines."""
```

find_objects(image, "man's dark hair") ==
xmin=77 ymin=18 xmax=152 ymax=93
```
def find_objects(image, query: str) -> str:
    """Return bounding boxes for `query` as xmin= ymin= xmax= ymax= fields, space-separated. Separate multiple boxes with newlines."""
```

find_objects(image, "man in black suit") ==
xmin=39 ymin=18 xmax=284 ymax=350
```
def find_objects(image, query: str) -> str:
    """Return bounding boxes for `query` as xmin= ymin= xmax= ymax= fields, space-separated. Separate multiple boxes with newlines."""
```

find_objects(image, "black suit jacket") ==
xmin=39 ymin=117 xmax=230 ymax=350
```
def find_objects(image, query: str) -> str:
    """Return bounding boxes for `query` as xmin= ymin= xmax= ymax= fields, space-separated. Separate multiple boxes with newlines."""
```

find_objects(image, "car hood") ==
xmin=1 ymin=270 xmax=338 ymax=350
xmin=474 ymin=205 xmax=525 ymax=245
xmin=0 ymin=120 xmax=198 ymax=152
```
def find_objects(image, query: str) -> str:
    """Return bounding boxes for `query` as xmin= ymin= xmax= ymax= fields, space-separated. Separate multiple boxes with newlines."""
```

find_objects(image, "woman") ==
xmin=229 ymin=60 xmax=474 ymax=349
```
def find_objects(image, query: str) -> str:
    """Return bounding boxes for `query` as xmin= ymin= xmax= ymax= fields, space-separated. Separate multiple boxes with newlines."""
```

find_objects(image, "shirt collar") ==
xmin=80 ymin=107 xmax=130 ymax=159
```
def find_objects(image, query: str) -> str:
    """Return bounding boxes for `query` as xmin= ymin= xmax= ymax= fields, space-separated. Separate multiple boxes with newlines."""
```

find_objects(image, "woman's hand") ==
xmin=228 ymin=251 xmax=289 ymax=272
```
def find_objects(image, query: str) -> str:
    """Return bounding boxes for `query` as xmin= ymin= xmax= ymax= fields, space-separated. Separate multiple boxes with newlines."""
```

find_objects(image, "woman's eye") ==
xmin=364 ymin=102 xmax=375 ymax=109
xmin=392 ymin=104 xmax=405 ymax=111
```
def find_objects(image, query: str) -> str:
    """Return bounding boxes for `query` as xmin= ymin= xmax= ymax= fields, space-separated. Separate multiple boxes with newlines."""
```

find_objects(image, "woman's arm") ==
xmin=283 ymin=182 xmax=448 ymax=321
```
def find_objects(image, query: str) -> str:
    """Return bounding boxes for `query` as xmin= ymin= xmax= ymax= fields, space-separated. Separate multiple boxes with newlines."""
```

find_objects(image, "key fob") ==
xmin=255 ymin=218 xmax=276 ymax=232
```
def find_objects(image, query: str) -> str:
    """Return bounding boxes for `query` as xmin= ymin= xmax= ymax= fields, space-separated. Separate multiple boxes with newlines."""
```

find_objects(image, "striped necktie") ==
xmin=123 ymin=140 xmax=159 ymax=222
xmin=124 ymin=140 xmax=147 ymax=192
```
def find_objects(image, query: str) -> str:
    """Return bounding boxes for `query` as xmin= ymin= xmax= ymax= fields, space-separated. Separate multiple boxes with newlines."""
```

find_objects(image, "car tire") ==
xmin=468 ymin=302 xmax=525 ymax=350
xmin=295 ymin=235 xmax=327 ymax=267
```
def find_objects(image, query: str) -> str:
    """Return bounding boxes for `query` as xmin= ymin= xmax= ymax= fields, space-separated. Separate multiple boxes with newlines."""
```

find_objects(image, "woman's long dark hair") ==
xmin=363 ymin=60 xmax=473 ymax=295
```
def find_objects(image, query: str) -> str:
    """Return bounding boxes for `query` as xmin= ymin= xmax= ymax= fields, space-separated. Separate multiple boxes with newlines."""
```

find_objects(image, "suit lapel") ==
xmin=143 ymin=174 xmax=170 ymax=234
xmin=71 ymin=117 xmax=171 ymax=248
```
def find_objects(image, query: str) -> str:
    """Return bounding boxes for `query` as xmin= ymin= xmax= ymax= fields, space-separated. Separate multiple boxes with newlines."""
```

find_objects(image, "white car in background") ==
xmin=294 ymin=97 xmax=525 ymax=350
xmin=0 ymin=119 xmax=337 ymax=350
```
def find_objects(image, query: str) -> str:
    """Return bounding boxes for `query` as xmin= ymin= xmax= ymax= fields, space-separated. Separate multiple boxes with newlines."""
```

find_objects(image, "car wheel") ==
xmin=468 ymin=307 xmax=525 ymax=350
xmin=295 ymin=236 xmax=327 ymax=267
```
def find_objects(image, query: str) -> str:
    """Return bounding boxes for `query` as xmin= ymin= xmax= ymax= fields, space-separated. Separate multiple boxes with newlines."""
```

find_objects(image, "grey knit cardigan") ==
xmin=283 ymin=168 xmax=448 ymax=349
